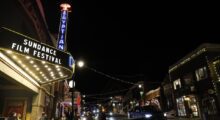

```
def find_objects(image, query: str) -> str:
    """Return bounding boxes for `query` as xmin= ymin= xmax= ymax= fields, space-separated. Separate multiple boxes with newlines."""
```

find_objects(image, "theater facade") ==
xmin=0 ymin=1 xmax=74 ymax=120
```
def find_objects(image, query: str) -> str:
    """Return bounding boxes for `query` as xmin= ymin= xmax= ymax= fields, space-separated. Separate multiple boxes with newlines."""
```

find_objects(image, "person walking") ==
xmin=17 ymin=113 xmax=22 ymax=120
xmin=8 ymin=112 xmax=17 ymax=120
xmin=39 ymin=112 xmax=48 ymax=120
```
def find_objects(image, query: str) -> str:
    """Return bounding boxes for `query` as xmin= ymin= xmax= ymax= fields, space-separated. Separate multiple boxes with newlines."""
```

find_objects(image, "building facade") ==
xmin=161 ymin=75 xmax=175 ymax=113
xmin=169 ymin=43 xmax=220 ymax=119
xmin=0 ymin=1 xmax=74 ymax=120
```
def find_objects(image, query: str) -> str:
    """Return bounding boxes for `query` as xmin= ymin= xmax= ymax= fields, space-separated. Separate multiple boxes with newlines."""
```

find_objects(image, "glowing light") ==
xmin=138 ymin=84 xmax=142 ymax=88
xmin=77 ymin=61 xmax=84 ymax=68
xmin=18 ymin=60 xmax=22 ymax=64
xmin=50 ymin=71 xmax=54 ymax=74
xmin=6 ymin=50 xmax=12 ymax=54
xmin=12 ymin=55 xmax=17 ymax=59
xmin=26 ymin=56 xmax=30 ymax=59
xmin=56 ymin=68 xmax=61 ymax=71
xmin=57 ymin=9 xmax=68 ymax=50
xmin=30 ymin=60 xmax=34 ymax=64
xmin=60 ymin=3 xmax=71 ymax=11
xmin=21 ymin=64 xmax=26 ymax=68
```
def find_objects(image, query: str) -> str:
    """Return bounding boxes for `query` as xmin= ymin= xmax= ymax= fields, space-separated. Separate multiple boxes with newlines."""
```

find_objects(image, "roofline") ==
xmin=169 ymin=43 xmax=220 ymax=73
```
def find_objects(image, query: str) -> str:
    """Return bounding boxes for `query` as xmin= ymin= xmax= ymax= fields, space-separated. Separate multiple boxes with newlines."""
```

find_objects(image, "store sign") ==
xmin=0 ymin=27 xmax=74 ymax=71
xmin=57 ymin=11 xmax=68 ymax=51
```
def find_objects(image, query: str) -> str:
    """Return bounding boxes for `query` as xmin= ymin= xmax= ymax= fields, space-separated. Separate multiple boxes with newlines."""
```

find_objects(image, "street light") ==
xmin=138 ymin=84 xmax=142 ymax=88
xmin=77 ymin=60 xmax=84 ymax=68
xmin=69 ymin=60 xmax=84 ymax=120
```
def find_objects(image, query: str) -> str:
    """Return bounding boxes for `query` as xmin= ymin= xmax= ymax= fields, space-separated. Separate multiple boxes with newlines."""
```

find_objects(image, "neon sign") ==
xmin=57 ymin=11 xmax=68 ymax=51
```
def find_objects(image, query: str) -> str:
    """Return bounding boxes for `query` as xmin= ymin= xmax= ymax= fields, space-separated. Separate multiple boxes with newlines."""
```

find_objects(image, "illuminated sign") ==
xmin=12 ymin=39 xmax=61 ymax=64
xmin=69 ymin=56 xmax=75 ymax=68
xmin=57 ymin=11 xmax=68 ymax=51
xmin=0 ymin=27 xmax=74 ymax=71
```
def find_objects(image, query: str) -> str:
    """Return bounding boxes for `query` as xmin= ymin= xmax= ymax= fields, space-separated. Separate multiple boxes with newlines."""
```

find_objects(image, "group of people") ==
xmin=7 ymin=112 xmax=21 ymax=120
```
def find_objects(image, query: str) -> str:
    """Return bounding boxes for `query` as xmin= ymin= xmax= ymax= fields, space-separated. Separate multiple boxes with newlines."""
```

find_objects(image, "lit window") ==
xmin=195 ymin=66 xmax=207 ymax=81
xmin=173 ymin=78 xmax=181 ymax=90
xmin=176 ymin=97 xmax=186 ymax=116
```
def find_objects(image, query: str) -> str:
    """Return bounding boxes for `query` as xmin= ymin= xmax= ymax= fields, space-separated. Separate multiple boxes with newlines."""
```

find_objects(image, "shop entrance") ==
xmin=176 ymin=95 xmax=199 ymax=118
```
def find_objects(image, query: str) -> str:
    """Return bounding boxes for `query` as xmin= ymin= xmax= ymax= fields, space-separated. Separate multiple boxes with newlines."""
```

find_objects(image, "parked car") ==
xmin=164 ymin=109 xmax=176 ymax=119
xmin=128 ymin=105 xmax=166 ymax=119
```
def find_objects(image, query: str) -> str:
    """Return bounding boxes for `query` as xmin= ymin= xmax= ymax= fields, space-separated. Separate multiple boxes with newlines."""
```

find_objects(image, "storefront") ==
xmin=176 ymin=95 xmax=200 ymax=118
xmin=0 ymin=27 xmax=74 ymax=120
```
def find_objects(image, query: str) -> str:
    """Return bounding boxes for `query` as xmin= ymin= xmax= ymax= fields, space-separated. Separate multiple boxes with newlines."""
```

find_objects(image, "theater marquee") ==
xmin=0 ymin=27 xmax=74 ymax=85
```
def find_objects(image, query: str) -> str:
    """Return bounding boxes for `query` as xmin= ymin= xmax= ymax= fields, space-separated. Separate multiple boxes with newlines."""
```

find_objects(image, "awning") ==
xmin=146 ymin=87 xmax=160 ymax=100
xmin=0 ymin=27 xmax=75 ymax=86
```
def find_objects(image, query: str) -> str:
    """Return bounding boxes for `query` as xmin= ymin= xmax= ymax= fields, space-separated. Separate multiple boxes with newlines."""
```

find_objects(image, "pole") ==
xmin=72 ymin=81 xmax=74 ymax=120
xmin=72 ymin=89 xmax=74 ymax=120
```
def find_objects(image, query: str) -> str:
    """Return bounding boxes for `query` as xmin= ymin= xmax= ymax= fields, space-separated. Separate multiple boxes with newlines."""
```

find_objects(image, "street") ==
xmin=106 ymin=114 xmax=128 ymax=120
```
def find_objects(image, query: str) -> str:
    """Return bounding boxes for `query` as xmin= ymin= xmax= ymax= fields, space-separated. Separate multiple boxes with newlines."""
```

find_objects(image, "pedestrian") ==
xmin=98 ymin=112 xmax=106 ymax=120
xmin=39 ymin=112 xmax=48 ymax=120
xmin=17 ymin=113 xmax=22 ymax=120
xmin=188 ymin=107 xmax=193 ymax=118
xmin=86 ymin=111 xmax=93 ymax=120
xmin=8 ymin=112 xmax=17 ymax=120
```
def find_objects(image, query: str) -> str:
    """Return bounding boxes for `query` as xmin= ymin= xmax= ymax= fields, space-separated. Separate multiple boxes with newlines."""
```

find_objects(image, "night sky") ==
xmin=42 ymin=1 xmax=220 ymax=98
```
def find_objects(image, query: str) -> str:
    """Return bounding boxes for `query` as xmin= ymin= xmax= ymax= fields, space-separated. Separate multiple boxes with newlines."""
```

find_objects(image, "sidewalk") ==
xmin=167 ymin=117 xmax=201 ymax=120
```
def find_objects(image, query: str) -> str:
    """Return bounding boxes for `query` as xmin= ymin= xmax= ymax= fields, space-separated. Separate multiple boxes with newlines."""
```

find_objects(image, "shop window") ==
xmin=173 ymin=79 xmax=181 ymax=90
xmin=184 ymin=95 xmax=199 ymax=117
xmin=195 ymin=66 xmax=208 ymax=81
xmin=176 ymin=97 xmax=186 ymax=116
xmin=202 ymin=97 xmax=218 ymax=115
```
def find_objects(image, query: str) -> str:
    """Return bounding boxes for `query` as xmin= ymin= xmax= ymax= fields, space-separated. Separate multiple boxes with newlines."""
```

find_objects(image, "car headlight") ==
xmin=109 ymin=112 xmax=113 ymax=116
xmin=82 ymin=117 xmax=87 ymax=120
xmin=164 ymin=113 xmax=167 ymax=117
xmin=145 ymin=114 xmax=152 ymax=118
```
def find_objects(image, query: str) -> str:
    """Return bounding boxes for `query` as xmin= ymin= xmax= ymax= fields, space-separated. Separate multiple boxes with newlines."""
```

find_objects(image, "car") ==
xmin=164 ymin=109 xmax=176 ymax=119
xmin=128 ymin=105 xmax=166 ymax=119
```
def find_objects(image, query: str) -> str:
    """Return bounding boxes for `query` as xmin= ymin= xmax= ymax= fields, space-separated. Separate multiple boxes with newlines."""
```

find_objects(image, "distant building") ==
xmin=169 ymin=43 xmax=220 ymax=119
xmin=123 ymin=81 xmax=144 ymax=113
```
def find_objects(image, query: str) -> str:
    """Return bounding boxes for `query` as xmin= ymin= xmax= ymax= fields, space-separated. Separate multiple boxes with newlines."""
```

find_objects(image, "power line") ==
xmin=85 ymin=88 xmax=130 ymax=97
xmin=85 ymin=66 xmax=136 ymax=85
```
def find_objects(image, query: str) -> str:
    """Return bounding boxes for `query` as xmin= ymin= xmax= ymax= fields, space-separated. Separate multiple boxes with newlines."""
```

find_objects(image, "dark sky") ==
xmin=42 ymin=1 xmax=220 ymax=98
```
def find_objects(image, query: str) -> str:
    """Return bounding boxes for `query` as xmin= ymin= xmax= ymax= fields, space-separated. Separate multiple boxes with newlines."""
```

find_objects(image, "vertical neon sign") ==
xmin=57 ymin=3 xmax=71 ymax=51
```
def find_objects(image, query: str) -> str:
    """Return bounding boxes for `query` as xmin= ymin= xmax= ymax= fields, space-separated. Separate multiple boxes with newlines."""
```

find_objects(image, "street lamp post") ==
xmin=68 ymin=60 xmax=84 ymax=120
xmin=69 ymin=80 xmax=75 ymax=120
xmin=138 ymin=83 xmax=144 ymax=106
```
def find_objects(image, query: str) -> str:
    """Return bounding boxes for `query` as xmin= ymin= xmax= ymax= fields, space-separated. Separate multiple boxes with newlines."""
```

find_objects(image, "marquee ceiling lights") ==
xmin=0 ymin=49 xmax=72 ymax=84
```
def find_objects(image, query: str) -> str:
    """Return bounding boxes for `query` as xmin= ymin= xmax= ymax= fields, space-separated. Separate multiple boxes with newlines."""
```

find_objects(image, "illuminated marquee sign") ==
xmin=0 ymin=27 xmax=74 ymax=71
xmin=57 ymin=11 xmax=68 ymax=51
